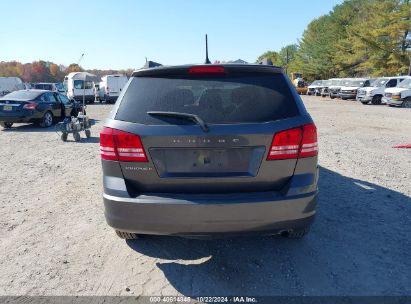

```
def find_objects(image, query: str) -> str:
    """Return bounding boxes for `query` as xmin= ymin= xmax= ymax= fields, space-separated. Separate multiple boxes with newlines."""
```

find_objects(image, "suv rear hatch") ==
xmin=102 ymin=65 xmax=316 ymax=194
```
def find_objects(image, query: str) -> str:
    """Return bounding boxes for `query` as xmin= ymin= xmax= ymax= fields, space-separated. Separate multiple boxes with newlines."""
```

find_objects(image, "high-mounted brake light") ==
xmin=100 ymin=127 xmax=148 ymax=162
xmin=23 ymin=102 xmax=38 ymax=110
xmin=188 ymin=66 xmax=225 ymax=74
xmin=267 ymin=123 xmax=318 ymax=160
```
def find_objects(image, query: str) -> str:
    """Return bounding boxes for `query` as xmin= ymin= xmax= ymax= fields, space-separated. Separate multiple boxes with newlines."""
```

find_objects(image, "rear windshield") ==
xmin=115 ymin=74 xmax=299 ymax=125
xmin=0 ymin=90 xmax=41 ymax=101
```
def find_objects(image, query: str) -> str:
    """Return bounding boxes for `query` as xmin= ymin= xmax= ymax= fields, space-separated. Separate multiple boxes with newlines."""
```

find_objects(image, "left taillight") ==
xmin=23 ymin=102 xmax=38 ymax=110
xmin=100 ymin=127 xmax=148 ymax=162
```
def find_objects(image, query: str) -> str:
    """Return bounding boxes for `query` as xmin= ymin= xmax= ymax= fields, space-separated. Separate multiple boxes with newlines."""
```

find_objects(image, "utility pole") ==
xmin=285 ymin=47 xmax=289 ymax=75
xmin=408 ymin=52 xmax=411 ymax=76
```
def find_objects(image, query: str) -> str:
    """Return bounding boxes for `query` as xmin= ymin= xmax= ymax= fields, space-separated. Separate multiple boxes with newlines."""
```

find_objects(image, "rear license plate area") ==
xmin=3 ymin=105 xmax=13 ymax=111
xmin=149 ymin=147 xmax=265 ymax=178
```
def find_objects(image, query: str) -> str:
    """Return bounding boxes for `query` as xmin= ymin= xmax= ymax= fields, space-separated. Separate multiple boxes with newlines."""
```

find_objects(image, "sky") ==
xmin=0 ymin=0 xmax=343 ymax=70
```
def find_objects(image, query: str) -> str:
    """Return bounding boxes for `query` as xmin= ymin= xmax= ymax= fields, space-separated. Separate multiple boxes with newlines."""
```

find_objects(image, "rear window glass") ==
xmin=0 ymin=90 xmax=41 ymax=101
xmin=74 ymin=80 xmax=93 ymax=89
xmin=115 ymin=74 xmax=299 ymax=125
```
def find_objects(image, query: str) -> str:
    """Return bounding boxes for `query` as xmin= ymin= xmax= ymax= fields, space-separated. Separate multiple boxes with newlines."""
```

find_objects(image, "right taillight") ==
xmin=267 ymin=127 xmax=302 ymax=160
xmin=267 ymin=123 xmax=318 ymax=160
xmin=299 ymin=123 xmax=318 ymax=158
xmin=100 ymin=127 xmax=148 ymax=162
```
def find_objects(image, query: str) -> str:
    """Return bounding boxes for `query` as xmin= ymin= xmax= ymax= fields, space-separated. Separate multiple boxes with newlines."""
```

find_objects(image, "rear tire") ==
xmin=282 ymin=227 xmax=310 ymax=239
xmin=115 ymin=230 xmax=139 ymax=240
xmin=361 ymin=101 xmax=369 ymax=105
xmin=0 ymin=122 xmax=13 ymax=128
xmin=330 ymin=96 xmax=335 ymax=99
xmin=40 ymin=111 xmax=53 ymax=128
xmin=371 ymin=95 xmax=382 ymax=105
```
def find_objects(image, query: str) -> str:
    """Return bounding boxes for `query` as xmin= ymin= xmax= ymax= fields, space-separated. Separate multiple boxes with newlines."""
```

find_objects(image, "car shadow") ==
xmin=1 ymin=123 xmax=57 ymax=133
xmin=126 ymin=166 xmax=411 ymax=296
xmin=61 ymin=136 xmax=100 ymax=143
xmin=1 ymin=119 xmax=100 ymax=133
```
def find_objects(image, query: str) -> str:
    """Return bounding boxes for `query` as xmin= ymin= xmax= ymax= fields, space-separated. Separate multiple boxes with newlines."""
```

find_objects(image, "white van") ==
xmin=33 ymin=82 xmax=65 ymax=93
xmin=65 ymin=72 xmax=99 ymax=103
xmin=357 ymin=76 xmax=407 ymax=105
xmin=99 ymin=75 xmax=128 ymax=103
xmin=0 ymin=77 xmax=25 ymax=97
xmin=383 ymin=76 xmax=411 ymax=108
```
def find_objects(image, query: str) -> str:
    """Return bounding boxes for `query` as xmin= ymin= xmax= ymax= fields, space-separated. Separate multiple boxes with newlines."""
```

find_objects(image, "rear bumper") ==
xmin=103 ymin=189 xmax=318 ymax=236
xmin=72 ymin=95 xmax=95 ymax=103
xmin=0 ymin=113 xmax=40 ymax=123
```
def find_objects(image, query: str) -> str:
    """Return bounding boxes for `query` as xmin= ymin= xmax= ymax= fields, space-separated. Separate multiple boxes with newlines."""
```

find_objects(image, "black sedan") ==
xmin=0 ymin=90 xmax=83 ymax=128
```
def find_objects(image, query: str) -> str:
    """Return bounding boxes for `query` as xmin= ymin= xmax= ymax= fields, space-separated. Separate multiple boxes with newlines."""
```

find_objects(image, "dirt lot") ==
xmin=0 ymin=96 xmax=410 ymax=297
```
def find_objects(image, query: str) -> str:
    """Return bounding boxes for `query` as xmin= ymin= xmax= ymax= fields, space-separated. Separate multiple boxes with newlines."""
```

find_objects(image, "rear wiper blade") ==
xmin=147 ymin=111 xmax=209 ymax=132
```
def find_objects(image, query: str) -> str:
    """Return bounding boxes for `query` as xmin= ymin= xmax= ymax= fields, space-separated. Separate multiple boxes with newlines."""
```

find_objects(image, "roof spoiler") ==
xmin=142 ymin=60 xmax=163 ymax=69
xmin=258 ymin=57 xmax=273 ymax=66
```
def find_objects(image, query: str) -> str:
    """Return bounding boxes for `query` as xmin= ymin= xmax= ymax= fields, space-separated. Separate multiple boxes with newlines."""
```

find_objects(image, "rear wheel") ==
xmin=402 ymin=98 xmax=411 ymax=108
xmin=0 ymin=122 xmax=13 ymax=128
xmin=361 ymin=101 xmax=369 ymax=105
xmin=40 ymin=111 xmax=53 ymax=128
xmin=115 ymin=230 xmax=139 ymax=240
xmin=371 ymin=95 xmax=382 ymax=105
xmin=330 ymin=96 xmax=335 ymax=99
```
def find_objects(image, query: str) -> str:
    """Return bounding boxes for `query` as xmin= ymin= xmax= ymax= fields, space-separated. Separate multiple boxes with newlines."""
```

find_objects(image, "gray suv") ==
xmin=100 ymin=64 xmax=319 ymax=239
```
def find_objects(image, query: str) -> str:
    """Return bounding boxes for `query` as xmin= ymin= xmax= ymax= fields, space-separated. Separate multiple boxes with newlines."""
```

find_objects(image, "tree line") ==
xmin=258 ymin=0 xmax=410 ymax=81
xmin=0 ymin=60 xmax=134 ymax=83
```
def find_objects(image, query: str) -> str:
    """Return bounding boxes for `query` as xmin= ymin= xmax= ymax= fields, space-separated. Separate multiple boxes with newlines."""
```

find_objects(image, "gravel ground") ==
xmin=0 ymin=96 xmax=410 ymax=297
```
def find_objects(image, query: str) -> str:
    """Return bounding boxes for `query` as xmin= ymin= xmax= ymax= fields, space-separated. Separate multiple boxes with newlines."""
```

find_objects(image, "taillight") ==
xmin=23 ymin=102 xmax=38 ymax=110
xmin=188 ymin=66 xmax=225 ymax=74
xmin=300 ymin=123 xmax=318 ymax=158
xmin=100 ymin=127 xmax=148 ymax=162
xmin=267 ymin=123 xmax=318 ymax=160
xmin=267 ymin=128 xmax=302 ymax=160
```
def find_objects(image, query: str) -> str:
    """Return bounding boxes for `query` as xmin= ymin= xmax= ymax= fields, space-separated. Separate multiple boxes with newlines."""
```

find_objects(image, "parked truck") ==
xmin=0 ymin=77 xmax=25 ymax=97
